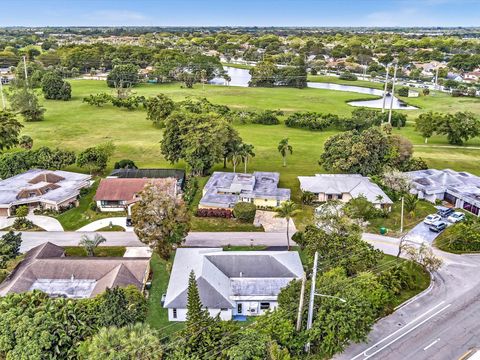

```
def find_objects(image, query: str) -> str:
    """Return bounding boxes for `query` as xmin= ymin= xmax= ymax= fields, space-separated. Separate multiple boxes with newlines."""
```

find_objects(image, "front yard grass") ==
xmin=96 ymin=225 xmax=126 ymax=231
xmin=366 ymin=200 xmax=437 ymax=236
xmin=63 ymin=246 xmax=126 ymax=257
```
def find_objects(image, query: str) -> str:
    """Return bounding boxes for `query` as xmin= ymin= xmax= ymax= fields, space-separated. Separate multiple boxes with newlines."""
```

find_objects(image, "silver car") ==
xmin=447 ymin=212 xmax=465 ymax=223
xmin=424 ymin=214 xmax=441 ymax=225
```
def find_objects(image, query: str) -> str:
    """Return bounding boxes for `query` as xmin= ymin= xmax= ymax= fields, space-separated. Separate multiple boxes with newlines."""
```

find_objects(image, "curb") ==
xmin=394 ymin=271 xmax=434 ymax=311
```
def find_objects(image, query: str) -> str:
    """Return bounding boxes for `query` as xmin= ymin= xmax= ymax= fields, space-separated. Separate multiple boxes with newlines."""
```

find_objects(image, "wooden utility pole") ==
xmin=296 ymin=273 xmax=307 ymax=332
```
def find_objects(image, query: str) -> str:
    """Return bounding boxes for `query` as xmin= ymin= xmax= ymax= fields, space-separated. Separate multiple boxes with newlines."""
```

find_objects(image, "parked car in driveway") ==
xmin=447 ymin=211 xmax=465 ymax=223
xmin=437 ymin=206 xmax=454 ymax=218
xmin=424 ymin=214 xmax=442 ymax=225
xmin=429 ymin=220 xmax=448 ymax=232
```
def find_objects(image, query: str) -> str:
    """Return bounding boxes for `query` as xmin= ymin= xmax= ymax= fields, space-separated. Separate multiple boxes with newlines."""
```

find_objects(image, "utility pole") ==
xmin=381 ymin=65 xmax=390 ymax=113
xmin=23 ymin=56 xmax=28 ymax=84
xmin=400 ymin=196 xmax=405 ymax=233
xmin=434 ymin=67 xmax=439 ymax=90
xmin=0 ymin=80 xmax=5 ymax=110
xmin=305 ymin=251 xmax=319 ymax=353
xmin=388 ymin=63 xmax=398 ymax=125
xmin=296 ymin=273 xmax=307 ymax=332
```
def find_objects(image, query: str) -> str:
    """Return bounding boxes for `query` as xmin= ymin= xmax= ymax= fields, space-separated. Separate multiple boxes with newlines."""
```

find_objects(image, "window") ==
xmin=173 ymin=308 xmax=177 ymax=319
xmin=338 ymin=193 xmax=343 ymax=200
xmin=220 ymin=308 xmax=228 ymax=311
xmin=260 ymin=302 xmax=270 ymax=310
xmin=327 ymin=194 xmax=333 ymax=200
xmin=237 ymin=303 xmax=243 ymax=314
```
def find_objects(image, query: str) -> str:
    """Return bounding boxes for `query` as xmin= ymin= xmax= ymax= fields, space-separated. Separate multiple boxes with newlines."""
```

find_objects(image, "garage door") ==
xmin=0 ymin=208 xmax=8 ymax=217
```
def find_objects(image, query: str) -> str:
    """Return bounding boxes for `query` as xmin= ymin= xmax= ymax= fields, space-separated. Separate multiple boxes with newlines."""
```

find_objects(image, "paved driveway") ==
xmin=253 ymin=210 xmax=296 ymax=233
xmin=76 ymin=217 xmax=133 ymax=232
xmin=405 ymin=220 xmax=452 ymax=245
xmin=0 ymin=215 xmax=63 ymax=231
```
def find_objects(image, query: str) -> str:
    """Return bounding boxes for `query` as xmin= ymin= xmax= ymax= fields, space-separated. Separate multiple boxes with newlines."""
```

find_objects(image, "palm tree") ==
xmin=79 ymin=233 xmax=106 ymax=257
xmin=240 ymin=143 xmax=255 ymax=173
xmin=228 ymin=144 xmax=243 ymax=173
xmin=275 ymin=201 xmax=300 ymax=250
xmin=277 ymin=138 xmax=293 ymax=167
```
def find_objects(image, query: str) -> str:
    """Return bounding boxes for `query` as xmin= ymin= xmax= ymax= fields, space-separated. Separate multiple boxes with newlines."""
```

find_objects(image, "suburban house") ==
xmin=199 ymin=171 xmax=291 ymax=209
xmin=164 ymin=248 xmax=303 ymax=321
xmin=463 ymin=71 xmax=480 ymax=83
xmin=0 ymin=242 xmax=150 ymax=298
xmin=0 ymin=169 xmax=92 ymax=217
xmin=405 ymin=169 xmax=480 ymax=216
xmin=108 ymin=168 xmax=186 ymax=193
xmin=298 ymin=174 xmax=393 ymax=209
xmin=94 ymin=177 xmax=177 ymax=213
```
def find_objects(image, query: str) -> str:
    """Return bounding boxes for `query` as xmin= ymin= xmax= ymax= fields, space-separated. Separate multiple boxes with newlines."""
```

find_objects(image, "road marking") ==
xmin=423 ymin=338 xmax=440 ymax=351
xmin=350 ymin=301 xmax=451 ymax=360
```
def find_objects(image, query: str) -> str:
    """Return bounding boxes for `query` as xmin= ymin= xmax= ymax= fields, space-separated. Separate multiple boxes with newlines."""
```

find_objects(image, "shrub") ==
xmin=339 ymin=72 xmax=358 ymax=81
xmin=397 ymin=87 xmax=410 ymax=97
xmin=89 ymin=202 xmax=98 ymax=212
xmin=196 ymin=208 xmax=233 ymax=218
xmin=233 ymin=202 xmax=257 ymax=222
xmin=301 ymin=191 xmax=317 ymax=205
xmin=114 ymin=159 xmax=137 ymax=169
xmin=14 ymin=205 xmax=29 ymax=218
xmin=251 ymin=110 xmax=282 ymax=125
xmin=285 ymin=112 xmax=339 ymax=131
xmin=183 ymin=177 xmax=199 ymax=206
xmin=12 ymin=217 xmax=35 ymax=230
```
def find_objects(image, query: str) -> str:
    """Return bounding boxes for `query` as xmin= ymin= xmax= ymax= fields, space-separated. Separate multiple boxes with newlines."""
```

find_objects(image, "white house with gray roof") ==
xmin=298 ymin=174 xmax=393 ymax=209
xmin=0 ymin=169 xmax=92 ymax=217
xmin=163 ymin=248 xmax=303 ymax=321
xmin=406 ymin=169 xmax=480 ymax=216
xmin=199 ymin=171 xmax=291 ymax=209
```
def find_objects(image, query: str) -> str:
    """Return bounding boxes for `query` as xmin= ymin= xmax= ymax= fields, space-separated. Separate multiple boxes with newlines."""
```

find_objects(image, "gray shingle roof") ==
xmin=164 ymin=248 xmax=303 ymax=309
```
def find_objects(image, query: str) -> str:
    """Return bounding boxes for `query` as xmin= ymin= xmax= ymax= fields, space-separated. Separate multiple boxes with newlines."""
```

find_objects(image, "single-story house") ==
xmin=0 ymin=242 xmax=150 ymax=298
xmin=298 ymin=174 xmax=393 ymax=210
xmin=108 ymin=168 xmax=186 ymax=192
xmin=164 ymin=248 xmax=303 ymax=321
xmin=199 ymin=171 xmax=291 ymax=209
xmin=0 ymin=169 xmax=92 ymax=217
xmin=94 ymin=177 xmax=177 ymax=213
xmin=463 ymin=71 xmax=480 ymax=83
xmin=405 ymin=169 xmax=480 ymax=216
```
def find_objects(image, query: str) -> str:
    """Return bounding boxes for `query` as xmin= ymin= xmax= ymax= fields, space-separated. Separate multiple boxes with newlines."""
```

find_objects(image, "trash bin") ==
xmin=380 ymin=227 xmax=388 ymax=235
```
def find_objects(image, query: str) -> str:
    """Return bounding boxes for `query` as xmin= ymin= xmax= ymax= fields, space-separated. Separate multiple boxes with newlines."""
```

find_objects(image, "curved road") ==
xmin=336 ymin=236 xmax=480 ymax=360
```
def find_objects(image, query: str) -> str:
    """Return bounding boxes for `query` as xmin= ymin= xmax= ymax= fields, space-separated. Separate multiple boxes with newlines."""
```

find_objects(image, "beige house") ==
xmin=298 ymin=174 xmax=393 ymax=210
xmin=199 ymin=172 xmax=291 ymax=209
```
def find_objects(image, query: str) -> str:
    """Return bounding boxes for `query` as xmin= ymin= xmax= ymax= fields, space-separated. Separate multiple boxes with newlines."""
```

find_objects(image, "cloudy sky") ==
xmin=2 ymin=0 xmax=479 ymax=27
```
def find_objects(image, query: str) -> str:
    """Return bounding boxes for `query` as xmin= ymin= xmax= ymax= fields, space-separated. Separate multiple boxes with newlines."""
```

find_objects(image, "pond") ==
xmin=210 ymin=67 xmax=417 ymax=110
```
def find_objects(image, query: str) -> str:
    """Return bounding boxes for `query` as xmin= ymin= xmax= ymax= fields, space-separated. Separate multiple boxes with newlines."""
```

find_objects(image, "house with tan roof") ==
xmin=94 ymin=177 xmax=177 ymax=213
xmin=0 ymin=242 xmax=150 ymax=299
xmin=0 ymin=169 xmax=92 ymax=217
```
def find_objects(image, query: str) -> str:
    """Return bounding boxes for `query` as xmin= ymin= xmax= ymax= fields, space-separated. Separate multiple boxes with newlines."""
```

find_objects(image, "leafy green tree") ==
xmin=7 ymin=88 xmax=45 ymax=122
xmin=83 ymin=92 xmax=113 ymax=107
xmin=275 ymin=201 xmax=300 ymax=250
xmin=320 ymin=128 xmax=390 ymax=176
xmin=76 ymin=146 xmax=109 ymax=174
xmin=277 ymin=138 xmax=293 ymax=167
xmin=106 ymin=63 xmax=139 ymax=88
xmin=343 ymin=195 xmax=381 ymax=221
xmin=161 ymin=110 xmax=229 ymax=176
xmin=41 ymin=72 xmax=71 ymax=100
xmin=14 ymin=205 xmax=29 ymax=218
xmin=97 ymin=286 xmax=147 ymax=327
xmin=146 ymin=93 xmax=175 ymax=127
xmin=18 ymin=134 xmax=33 ymax=149
xmin=403 ymin=193 xmax=419 ymax=216
xmin=79 ymin=233 xmax=106 ymax=256
xmin=438 ymin=112 xmax=480 ymax=145
xmin=78 ymin=323 xmax=162 ymax=360
xmin=249 ymin=60 xmax=277 ymax=87
xmin=239 ymin=143 xmax=255 ymax=173
xmin=223 ymin=126 xmax=243 ymax=169
xmin=0 ymin=111 xmax=23 ymax=151
xmin=415 ymin=112 xmax=439 ymax=144
xmin=132 ymin=182 xmax=190 ymax=259
xmin=0 ymin=231 xmax=22 ymax=266
xmin=114 ymin=159 xmax=137 ymax=169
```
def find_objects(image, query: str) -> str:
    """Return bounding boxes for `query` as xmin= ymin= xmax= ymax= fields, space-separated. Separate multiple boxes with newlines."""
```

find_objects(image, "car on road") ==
xmin=447 ymin=211 xmax=466 ymax=223
xmin=429 ymin=220 xmax=448 ymax=232
xmin=424 ymin=214 xmax=442 ymax=225
xmin=437 ymin=206 xmax=455 ymax=218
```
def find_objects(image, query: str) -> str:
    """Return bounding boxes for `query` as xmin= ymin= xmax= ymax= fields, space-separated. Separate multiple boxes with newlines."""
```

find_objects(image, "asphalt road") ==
xmin=336 ymin=237 xmax=480 ymax=360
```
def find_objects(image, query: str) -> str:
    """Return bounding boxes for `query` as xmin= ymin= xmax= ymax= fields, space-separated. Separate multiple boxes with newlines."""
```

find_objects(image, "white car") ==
xmin=424 ymin=214 xmax=442 ymax=225
xmin=447 ymin=212 xmax=465 ymax=223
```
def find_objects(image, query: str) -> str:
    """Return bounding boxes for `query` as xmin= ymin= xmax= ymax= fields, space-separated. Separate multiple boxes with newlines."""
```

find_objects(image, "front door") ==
xmin=237 ymin=303 xmax=243 ymax=314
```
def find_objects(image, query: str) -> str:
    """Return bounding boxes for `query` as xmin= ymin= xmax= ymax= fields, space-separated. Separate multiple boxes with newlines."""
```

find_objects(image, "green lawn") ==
xmin=63 ymin=246 xmax=126 ymax=257
xmin=55 ymin=180 xmax=125 ymax=230
xmin=16 ymin=80 xmax=480 ymax=230
xmin=97 ymin=225 xmax=125 ymax=231
xmin=367 ymin=200 xmax=437 ymax=236
xmin=379 ymin=254 xmax=431 ymax=307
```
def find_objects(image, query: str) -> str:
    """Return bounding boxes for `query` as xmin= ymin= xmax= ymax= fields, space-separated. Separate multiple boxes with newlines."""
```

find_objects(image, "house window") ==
xmin=327 ymin=194 xmax=333 ymax=200
xmin=260 ymin=302 xmax=270 ymax=310
xmin=173 ymin=308 xmax=177 ymax=319
xmin=237 ymin=303 xmax=243 ymax=314
xmin=338 ymin=193 xmax=343 ymax=200
xmin=220 ymin=308 xmax=228 ymax=311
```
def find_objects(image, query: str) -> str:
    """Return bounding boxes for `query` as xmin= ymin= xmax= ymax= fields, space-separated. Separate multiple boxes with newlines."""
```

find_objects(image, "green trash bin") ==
xmin=380 ymin=227 xmax=388 ymax=235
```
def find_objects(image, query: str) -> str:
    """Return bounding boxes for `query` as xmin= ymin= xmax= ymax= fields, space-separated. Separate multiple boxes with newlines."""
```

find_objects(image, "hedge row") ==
xmin=196 ymin=208 xmax=233 ymax=218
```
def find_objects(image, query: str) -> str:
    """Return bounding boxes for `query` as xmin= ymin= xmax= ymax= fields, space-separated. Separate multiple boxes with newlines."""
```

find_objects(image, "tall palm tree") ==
xmin=79 ymin=233 xmax=106 ymax=257
xmin=275 ymin=201 xmax=300 ymax=250
xmin=277 ymin=138 xmax=293 ymax=167
xmin=240 ymin=143 xmax=255 ymax=173
xmin=228 ymin=144 xmax=243 ymax=173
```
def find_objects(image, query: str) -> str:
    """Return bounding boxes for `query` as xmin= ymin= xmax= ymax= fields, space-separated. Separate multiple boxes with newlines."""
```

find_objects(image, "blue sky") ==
xmin=2 ymin=0 xmax=479 ymax=27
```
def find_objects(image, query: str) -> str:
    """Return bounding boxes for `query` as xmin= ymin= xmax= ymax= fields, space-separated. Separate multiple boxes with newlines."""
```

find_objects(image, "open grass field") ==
xmin=19 ymin=79 xmax=480 ymax=206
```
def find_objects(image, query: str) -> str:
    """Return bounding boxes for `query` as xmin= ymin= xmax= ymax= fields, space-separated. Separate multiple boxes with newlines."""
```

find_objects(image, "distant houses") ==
xmin=406 ymin=169 xmax=480 ymax=217
xmin=163 ymin=248 xmax=303 ymax=321
xmin=0 ymin=242 xmax=150 ymax=298
xmin=298 ymin=174 xmax=393 ymax=210
xmin=0 ymin=169 xmax=92 ymax=217
xmin=199 ymin=171 xmax=291 ymax=209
